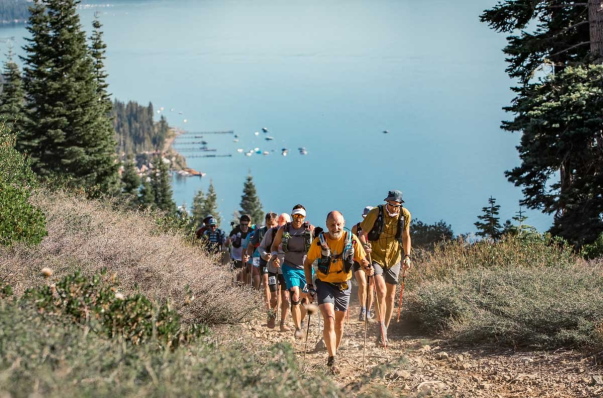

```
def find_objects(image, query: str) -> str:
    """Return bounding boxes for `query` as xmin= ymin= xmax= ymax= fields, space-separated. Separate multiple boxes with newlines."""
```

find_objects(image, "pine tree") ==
xmin=0 ymin=50 xmax=26 ymax=136
xmin=190 ymin=188 xmax=206 ymax=227
xmin=150 ymin=156 xmax=176 ymax=213
xmin=239 ymin=174 xmax=263 ymax=227
xmin=475 ymin=196 xmax=502 ymax=240
xmin=138 ymin=179 xmax=154 ymax=209
xmin=481 ymin=1 xmax=603 ymax=246
xmin=89 ymin=14 xmax=111 ymax=111
xmin=20 ymin=0 xmax=118 ymax=195
xmin=203 ymin=180 xmax=221 ymax=226
xmin=121 ymin=155 xmax=140 ymax=195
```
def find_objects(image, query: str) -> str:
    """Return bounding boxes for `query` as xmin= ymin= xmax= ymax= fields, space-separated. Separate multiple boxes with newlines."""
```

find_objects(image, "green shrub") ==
xmin=0 ymin=300 xmax=341 ymax=397
xmin=22 ymin=271 xmax=207 ymax=348
xmin=406 ymin=263 xmax=603 ymax=350
xmin=582 ymin=232 xmax=603 ymax=259
xmin=0 ymin=132 xmax=47 ymax=246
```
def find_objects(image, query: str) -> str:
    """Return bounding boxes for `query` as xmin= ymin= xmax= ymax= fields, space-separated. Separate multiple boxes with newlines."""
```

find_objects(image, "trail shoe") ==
xmin=327 ymin=356 xmax=340 ymax=375
xmin=267 ymin=313 xmax=276 ymax=329
xmin=280 ymin=321 xmax=291 ymax=332
xmin=294 ymin=327 xmax=305 ymax=340
xmin=367 ymin=310 xmax=375 ymax=320
xmin=358 ymin=308 xmax=366 ymax=322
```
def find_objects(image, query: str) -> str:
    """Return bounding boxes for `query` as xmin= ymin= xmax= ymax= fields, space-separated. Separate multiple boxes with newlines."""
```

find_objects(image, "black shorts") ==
xmin=260 ymin=258 xmax=269 ymax=275
xmin=352 ymin=261 xmax=361 ymax=272
xmin=232 ymin=260 xmax=244 ymax=269
xmin=268 ymin=272 xmax=286 ymax=292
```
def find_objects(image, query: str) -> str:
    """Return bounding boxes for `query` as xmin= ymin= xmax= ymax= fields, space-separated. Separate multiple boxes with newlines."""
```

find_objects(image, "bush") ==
xmin=0 ymin=131 xmax=47 ymax=246
xmin=22 ymin=271 xmax=207 ymax=348
xmin=0 ymin=300 xmax=341 ymax=397
xmin=582 ymin=232 xmax=603 ymax=259
xmin=0 ymin=189 xmax=257 ymax=325
xmin=406 ymin=261 xmax=603 ymax=350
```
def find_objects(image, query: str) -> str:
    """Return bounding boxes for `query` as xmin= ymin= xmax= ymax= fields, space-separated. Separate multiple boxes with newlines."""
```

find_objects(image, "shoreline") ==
xmin=162 ymin=128 xmax=205 ymax=177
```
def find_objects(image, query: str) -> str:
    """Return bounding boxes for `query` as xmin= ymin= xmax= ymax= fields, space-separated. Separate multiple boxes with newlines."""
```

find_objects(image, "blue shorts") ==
xmin=282 ymin=264 xmax=311 ymax=290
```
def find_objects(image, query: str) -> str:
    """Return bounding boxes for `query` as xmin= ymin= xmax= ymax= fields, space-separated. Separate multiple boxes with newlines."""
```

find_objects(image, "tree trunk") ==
xmin=589 ymin=0 xmax=603 ymax=61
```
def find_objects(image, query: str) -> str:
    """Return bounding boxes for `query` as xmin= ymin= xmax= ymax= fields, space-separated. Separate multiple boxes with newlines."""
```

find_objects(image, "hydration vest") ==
xmin=282 ymin=222 xmax=312 ymax=253
xmin=316 ymin=229 xmax=355 ymax=275
xmin=367 ymin=205 xmax=405 ymax=242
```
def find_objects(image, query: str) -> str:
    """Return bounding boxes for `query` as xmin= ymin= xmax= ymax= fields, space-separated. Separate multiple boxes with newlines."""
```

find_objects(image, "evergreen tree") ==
xmin=0 ymin=50 xmax=26 ymax=135
xmin=89 ymin=14 xmax=111 ymax=111
xmin=239 ymin=174 xmax=263 ymax=227
xmin=138 ymin=179 xmax=154 ymax=209
xmin=20 ymin=0 xmax=118 ymax=195
xmin=121 ymin=155 xmax=140 ymax=195
xmin=190 ymin=188 xmax=206 ymax=227
xmin=203 ymin=180 xmax=221 ymax=226
xmin=410 ymin=219 xmax=454 ymax=250
xmin=150 ymin=156 xmax=176 ymax=213
xmin=481 ymin=1 xmax=603 ymax=246
xmin=475 ymin=196 xmax=502 ymax=240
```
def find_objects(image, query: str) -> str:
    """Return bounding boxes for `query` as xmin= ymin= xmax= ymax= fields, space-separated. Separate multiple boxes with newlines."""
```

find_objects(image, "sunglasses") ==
xmin=240 ymin=223 xmax=249 ymax=226
xmin=292 ymin=214 xmax=305 ymax=219
xmin=387 ymin=202 xmax=402 ymax=208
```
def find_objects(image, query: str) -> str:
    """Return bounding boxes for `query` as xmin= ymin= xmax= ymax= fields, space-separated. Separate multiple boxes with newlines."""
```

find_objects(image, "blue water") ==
xmin=0 ymin=0 xmax=553 ymax=235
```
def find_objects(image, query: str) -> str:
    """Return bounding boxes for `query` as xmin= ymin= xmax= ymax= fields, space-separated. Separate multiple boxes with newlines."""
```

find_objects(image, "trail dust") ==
xmin=214 ymin=283 xmax=603 ymax=397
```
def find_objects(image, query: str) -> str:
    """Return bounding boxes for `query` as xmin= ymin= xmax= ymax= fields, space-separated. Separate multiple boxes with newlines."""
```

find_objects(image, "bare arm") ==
xmin=303 ymin=257 xmax=314 ymax=288
xmin=271 ymin=227 xmax=284 ymax=267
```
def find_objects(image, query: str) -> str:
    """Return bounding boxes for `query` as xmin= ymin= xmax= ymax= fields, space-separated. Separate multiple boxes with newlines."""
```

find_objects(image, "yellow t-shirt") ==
xmin=306 ymin=232 xmax=367 ymax=284
xmin=360 ymin=205 xmax=411 ymax=268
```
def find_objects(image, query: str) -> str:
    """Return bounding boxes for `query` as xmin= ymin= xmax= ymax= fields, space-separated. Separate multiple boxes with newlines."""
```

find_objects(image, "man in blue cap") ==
xmin=359 ymin=190 xmax=412 ymax=346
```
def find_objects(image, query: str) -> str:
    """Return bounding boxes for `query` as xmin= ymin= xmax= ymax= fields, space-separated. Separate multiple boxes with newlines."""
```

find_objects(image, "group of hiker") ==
xmin=195 ymin=189 xmax=412 ymax=374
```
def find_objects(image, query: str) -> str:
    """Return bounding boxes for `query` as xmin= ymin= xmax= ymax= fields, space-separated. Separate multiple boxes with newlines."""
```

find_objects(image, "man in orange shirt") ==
xmin=304 ymin=210 xmax=372 ymax=374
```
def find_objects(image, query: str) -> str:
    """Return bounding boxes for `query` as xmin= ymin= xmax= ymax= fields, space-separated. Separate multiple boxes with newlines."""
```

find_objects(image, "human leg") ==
xmin=319 ymin=303 xmax=336 ymax=357
xmin=354 ymin=268 xmax=367 ymax=320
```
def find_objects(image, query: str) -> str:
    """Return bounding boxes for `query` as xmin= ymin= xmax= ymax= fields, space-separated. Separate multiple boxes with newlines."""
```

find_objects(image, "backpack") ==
xmin=282 ymin=222 xmax=313 ymax=253
xmin=316 ymin=229 xmax=355 ymax=275
xmin=367 ymin=205 xmax=405 ymax=242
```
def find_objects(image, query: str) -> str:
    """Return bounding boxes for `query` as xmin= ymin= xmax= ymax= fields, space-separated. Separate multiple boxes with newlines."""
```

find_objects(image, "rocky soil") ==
xmin=217 ymin=307 xmax=603 ymax=397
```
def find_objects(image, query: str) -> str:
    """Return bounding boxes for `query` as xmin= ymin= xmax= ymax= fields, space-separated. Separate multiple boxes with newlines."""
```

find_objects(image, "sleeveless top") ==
xmin=283 ymin=224 xmax=308 ymax=270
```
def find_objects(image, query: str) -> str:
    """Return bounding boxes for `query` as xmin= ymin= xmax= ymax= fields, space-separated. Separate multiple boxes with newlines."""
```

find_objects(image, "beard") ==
xmin=329 ymin=230 xmax=343 ymax=239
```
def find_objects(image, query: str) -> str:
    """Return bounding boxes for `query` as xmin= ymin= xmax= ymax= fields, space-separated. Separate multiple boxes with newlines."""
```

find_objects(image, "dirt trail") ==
xmin=217 ymin=298 xmax=603 ymax=397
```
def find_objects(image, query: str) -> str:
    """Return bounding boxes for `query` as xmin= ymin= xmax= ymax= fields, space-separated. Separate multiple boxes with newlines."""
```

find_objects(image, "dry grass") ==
xmin=0 ymin=189 xmax=258 ymax=325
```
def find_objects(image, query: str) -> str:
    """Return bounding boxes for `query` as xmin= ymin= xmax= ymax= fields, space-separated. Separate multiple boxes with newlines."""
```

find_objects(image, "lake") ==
xmin=0 ymin=0 xmax=553 ymax=235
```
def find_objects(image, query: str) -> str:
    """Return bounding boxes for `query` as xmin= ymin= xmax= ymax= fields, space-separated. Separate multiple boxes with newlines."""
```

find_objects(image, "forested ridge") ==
xmin=0 ymin=0 xmax=30 ymax=24
xmin=112 ymin=99 xmax=170 ymax=155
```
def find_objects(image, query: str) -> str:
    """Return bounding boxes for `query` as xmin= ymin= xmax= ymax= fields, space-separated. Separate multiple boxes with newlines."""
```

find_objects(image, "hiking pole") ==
xmin=368 ymin=254 xmax=387 ymax=350
xmin=363 ymin=274 xmax=371 ymax=369
xmin=304 ymin=303 xmax=318 ymax=368
xmin=396 ymin=270 xmax=406 ymax=322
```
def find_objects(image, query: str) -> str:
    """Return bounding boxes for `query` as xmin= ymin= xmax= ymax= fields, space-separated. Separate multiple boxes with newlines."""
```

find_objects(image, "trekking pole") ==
xmin=363 ymin=274 xmax=371 ymax=369
xmin=304 ymin=303 xmax=318 ymax=368
xmin=368 ymin=254 xmax=387 ymax=350
xmin=396 ymin=270 xmax=406 ymax=322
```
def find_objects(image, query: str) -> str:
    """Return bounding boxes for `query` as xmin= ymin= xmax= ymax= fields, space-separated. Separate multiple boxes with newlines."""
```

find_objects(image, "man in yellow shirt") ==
xmin=359 ymin=190 xmax=412 ymax=346
xmin=304 ymin=211 xmax=372 ymax=374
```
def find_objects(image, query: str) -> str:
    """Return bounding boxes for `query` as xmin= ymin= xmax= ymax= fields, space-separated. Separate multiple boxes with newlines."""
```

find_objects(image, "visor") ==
xmin=291 ymin=208 xmax=306 ymax=217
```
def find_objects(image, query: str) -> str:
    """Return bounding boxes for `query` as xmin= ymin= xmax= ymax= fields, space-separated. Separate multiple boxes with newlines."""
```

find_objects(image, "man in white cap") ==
xmin=352 ymin=206 xmax=375 ymax=321
xmin=271 ymin=204 xmax=315 ymax=337
xmin=359 ymin=190 xmax=412 ymax=346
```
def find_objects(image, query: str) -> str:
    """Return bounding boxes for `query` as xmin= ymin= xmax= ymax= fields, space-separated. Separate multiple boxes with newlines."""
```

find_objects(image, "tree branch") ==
xmin=549 ymin=40 xmax=590 ymax=57
xmin=544 ymin=3 xmax=588 ymax=9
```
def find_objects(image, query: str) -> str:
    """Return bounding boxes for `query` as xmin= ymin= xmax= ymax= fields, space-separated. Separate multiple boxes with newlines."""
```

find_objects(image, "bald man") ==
xmin=304 ymin=211 xmax=372 ymax=374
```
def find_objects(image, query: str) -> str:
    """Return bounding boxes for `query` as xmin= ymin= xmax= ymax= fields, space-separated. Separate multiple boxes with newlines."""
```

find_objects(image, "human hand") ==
xmin=273 ymin=257 xmax=281 ymax=268
xmin=402 ymin=256 xmax=412 ymax=270
xmin=363 ymin=243 xmax=372 ymax=254
xmin=307 ymin=284 xmax=317 ymax=301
